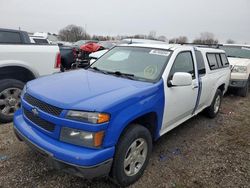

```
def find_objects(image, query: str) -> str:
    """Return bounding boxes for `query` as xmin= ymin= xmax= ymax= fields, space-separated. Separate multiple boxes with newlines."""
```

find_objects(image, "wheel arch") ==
xmin=0 ymin=65 xmax=37 ymax=83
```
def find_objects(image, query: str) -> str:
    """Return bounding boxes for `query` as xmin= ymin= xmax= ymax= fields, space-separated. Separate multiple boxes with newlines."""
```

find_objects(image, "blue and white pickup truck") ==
xmin=14 ymin=44 xmax=230 ymax=187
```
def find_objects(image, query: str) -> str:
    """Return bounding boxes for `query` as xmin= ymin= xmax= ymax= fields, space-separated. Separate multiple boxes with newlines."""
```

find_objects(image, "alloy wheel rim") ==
xmin=0 ymin=88 xmax=21 ymax=116
xmin=214 ymin=95 xmax=221 ymax=114
xmin=124 ymin=138 xmax=148 ymax=176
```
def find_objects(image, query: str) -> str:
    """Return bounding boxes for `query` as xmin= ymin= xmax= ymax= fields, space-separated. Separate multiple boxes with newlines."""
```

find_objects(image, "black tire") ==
xmin=238 ymin=82 xmax=249 ymax=97
xmin=110 ymin=124 xmax=152 ymax=187
xmin=205 ymin=89 xmax=222 ymax=118
xmin=0 ymin=79 xmax=25 ymax=123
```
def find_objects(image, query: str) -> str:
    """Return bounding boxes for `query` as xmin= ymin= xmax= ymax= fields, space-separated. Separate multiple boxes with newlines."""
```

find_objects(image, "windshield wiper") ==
xmin=89 ymin=67 xmax=108 ymax=74
xmin=107 ymin=71 xmax=135 ymax=80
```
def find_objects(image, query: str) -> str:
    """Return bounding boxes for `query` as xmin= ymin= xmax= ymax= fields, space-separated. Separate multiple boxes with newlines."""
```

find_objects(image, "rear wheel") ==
xmin=0 ymin=79 xmax=24 ymax=123
xmin=205 ymin=89 xmax=222 ymax=118
xmin=111 ymin=124 xmax=152 ymax=187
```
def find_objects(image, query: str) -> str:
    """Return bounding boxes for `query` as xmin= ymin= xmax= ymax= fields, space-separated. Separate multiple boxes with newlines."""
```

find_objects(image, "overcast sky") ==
xmin=0 ymin=0 xmax=250 ymax=43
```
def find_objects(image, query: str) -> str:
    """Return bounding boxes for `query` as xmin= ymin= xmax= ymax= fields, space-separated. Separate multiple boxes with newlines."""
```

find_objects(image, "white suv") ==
xmin=219 ymin=44 xmax=250 ymax=97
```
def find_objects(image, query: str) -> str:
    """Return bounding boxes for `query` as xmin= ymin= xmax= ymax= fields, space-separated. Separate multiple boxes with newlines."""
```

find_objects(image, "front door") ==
xmin=160 ymin=50 xmax=198 ymax=135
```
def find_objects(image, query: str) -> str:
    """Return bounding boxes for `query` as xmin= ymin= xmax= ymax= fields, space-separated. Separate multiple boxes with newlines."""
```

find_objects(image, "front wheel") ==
xmin=0 ymin=79 xmax=24 ymax=123
xmin=205 ymin=89 xmax=222 ymax=118
xmin=111 ymin=124 xmax=152 ymax=187
xmin=238 ymin=82 xmax=249 ymax=97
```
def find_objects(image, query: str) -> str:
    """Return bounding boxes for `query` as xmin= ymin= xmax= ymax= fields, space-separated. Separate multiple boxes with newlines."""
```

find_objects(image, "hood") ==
xmin=26 ymin=70 xmax=154 ymax=112
xmin=228 ymin=57 xmax=250 ymax=66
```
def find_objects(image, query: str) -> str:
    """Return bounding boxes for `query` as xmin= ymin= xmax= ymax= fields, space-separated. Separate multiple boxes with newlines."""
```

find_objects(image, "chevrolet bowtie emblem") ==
xmin=31 ymin=107 xmax=39 ymax=116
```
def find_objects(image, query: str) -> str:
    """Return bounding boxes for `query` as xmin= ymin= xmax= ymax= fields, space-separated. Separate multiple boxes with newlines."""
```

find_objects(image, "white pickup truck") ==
xmin=219 ymin=44 xmax=250 ymax=97
xmin=0 ymin=28 xmax=61 ymax=123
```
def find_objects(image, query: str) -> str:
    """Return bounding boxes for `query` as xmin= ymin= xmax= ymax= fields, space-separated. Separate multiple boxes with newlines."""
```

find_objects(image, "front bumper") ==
xmin=229 ymin=79 xmax=248 ymax=88
xmin=13 ymin=109 xmax=115 ymax=178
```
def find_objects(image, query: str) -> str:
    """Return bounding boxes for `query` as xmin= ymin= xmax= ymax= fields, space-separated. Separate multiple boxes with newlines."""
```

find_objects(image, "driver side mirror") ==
xmin=168 ymin=72 xmax=192 ymax=87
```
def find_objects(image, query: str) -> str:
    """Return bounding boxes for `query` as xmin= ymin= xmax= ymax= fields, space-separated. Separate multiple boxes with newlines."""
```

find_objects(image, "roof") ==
xmin=0 ymin=28 xmax=26 ymax=33
xmin=119 ymin=43 xmax=225 ymax=53
xmin=121 ymin=43 xmax=181 ymax=50
xmin=122 ymin=38 xmax=166 ymax=44
xmin=196 ymin=46 xmax=225 ymax=53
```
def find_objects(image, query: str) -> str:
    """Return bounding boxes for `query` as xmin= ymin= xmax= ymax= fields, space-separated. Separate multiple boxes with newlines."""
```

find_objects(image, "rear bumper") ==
xmin=13 ymin=109 xmax=115 ymax=178
xmin=229 ymin=79 xmax=248 ymax=88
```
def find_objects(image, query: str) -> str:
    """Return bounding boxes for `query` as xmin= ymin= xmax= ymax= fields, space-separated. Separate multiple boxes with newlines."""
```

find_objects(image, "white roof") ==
xmin=122 ymin=38 xmax=166 ymax=44
xmin=122 ymin=43 xmax=181 ymax=50
xmin=196 ymin=46 xmax=225 ymax=53
xmin=120 ymin=43 xmax=225 ymax=53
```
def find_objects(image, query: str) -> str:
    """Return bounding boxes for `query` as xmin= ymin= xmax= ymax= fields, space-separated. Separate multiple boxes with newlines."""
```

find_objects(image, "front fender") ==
xmin=103 ymin=80 xmax=165 ymax=147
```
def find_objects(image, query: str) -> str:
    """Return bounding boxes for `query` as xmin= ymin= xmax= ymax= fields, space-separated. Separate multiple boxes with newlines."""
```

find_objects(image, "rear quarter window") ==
xmin=207 ymin=53 xmax=218 ymax=70
xmin=0 ymin=31 xmax=22 ymax=43
xmin=206 ymin=53 xmax=229 ymax=70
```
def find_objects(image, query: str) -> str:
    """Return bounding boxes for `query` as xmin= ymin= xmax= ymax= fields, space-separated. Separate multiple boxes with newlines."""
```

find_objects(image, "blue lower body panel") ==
xmin=13 ymin=109 xmax=115 ymax=167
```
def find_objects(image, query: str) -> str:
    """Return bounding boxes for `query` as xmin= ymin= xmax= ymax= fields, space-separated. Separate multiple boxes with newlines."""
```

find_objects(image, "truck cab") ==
xmin=13 ymin=44 xmax=230 ymax=187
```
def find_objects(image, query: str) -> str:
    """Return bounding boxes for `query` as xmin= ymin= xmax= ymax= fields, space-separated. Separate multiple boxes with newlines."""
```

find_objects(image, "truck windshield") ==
xmin=220 ymin=46 xmax=250 ymax=59
xmin=90 ymin=46 xmax=172 ymax=82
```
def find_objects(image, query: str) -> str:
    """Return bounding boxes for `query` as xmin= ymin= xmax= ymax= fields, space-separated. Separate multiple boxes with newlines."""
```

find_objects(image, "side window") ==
xmin=216 ymin=54 xmax=222 ymax=67
xmin=207 ymin=53 xmax=218 ymax=70
xmin=220 ymin=53 xmax=229 ymax=67
xmin=0 ymin=31 xmax=21 ymax=43
xmin=195 ymin=50 xmax=206 ymax=76
xmin=169 ymin=51 xmax=195 ymax=79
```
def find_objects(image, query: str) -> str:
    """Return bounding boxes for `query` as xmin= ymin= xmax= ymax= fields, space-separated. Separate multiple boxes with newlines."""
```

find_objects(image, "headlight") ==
xmin=21 ymin=85 xmax=27 ymax=98
xmin=66 ymin=110 xmax=110 ymax=124
xmin=60 ymin=127 xmax=104 ymax=147
xmin=232 ymin=66 xmax=247 ymax=73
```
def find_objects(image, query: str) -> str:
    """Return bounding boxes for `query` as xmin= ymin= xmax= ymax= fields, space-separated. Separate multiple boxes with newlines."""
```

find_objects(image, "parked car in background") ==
xmin=219 ymin=44 xmax=250 ymax=96
xmin=14 ymin=44 xmax=230 ymax=186
xmin=89 ymin=49 xmax=109 ymax=64
xmin=98 ymin=41 xmax=118 ymax=49
xmin=0 ymin=28 xmax=61 ymax=123
xmin=30 ymin=32 xmax=59 ymax=44
xmin=30 ymin=36 xmax=50 ymax=44
xmin=72 ymin=40 xmax=98 ymax=49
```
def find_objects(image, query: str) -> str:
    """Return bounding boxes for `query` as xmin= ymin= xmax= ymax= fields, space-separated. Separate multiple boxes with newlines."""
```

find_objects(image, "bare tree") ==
xmin=169 ymin=36 xmax=188 ymax=44
xmin=148 ymin=31 xmax=157 ymax=40
xmin=58 ymin=25 xmax=90 ymax=42
xmin=157 ymin=35 xmax=167 ymax=42
xmin=193 ymin=32 xmax=218 ymax=44
xmin=226 ymin=39 xmax=235 ymax=44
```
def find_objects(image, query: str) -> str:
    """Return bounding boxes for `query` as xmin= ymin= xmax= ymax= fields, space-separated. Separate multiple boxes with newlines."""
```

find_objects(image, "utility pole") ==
xmin=85 ymin=24 xmax=87 ymax=39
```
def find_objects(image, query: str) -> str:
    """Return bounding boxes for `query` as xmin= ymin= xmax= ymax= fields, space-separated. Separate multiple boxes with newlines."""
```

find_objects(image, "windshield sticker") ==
xmin=242 ymin=47 xmax=250 ymax=51
xmin=149 ymin=50 xmax=170 ymax=56
xmin=144 ymin=65 xmax=157 ymax=78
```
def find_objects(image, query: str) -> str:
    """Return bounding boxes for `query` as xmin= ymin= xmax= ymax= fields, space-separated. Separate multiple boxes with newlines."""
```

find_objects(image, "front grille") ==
xmin=24 ymin=94 xmax=62 ymax=116
xmin=23 ymin=108 xmax=56 ymax=132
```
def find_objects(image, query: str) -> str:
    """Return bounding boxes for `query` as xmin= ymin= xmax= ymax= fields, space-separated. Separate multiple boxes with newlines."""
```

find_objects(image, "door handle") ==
xmin=192 ymin=85 xmax=198 ymax=89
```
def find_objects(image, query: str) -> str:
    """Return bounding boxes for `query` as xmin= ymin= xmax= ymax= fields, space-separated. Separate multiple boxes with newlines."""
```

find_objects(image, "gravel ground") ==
xmin=0 ymin=93 xmax=249 ymax=188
